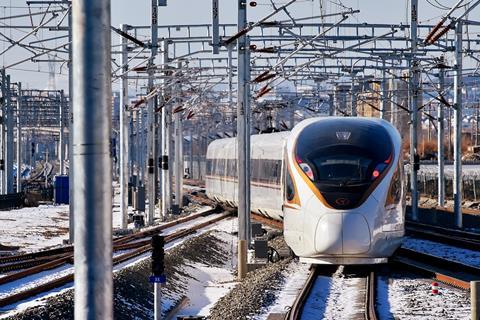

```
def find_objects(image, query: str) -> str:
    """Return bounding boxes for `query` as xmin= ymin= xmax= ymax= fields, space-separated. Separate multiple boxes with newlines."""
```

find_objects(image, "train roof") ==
xmin=207 ymin=131 xmax=290 ymax=160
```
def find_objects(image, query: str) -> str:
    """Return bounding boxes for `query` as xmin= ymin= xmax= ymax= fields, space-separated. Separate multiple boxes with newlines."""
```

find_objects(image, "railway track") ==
xmin=0 ymin=207 xmax=230 ymax=309
xmin=392 ymin=247 xmax=480 ymax=290
xmin=286 ymin=266 xmax=378 ymax=320
xmin=406 ymin=220 xmax=480 ymax=250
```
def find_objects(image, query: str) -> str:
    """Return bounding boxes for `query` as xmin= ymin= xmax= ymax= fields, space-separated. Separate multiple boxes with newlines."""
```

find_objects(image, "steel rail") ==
xmin=365 ymin=271 xmax=378 ymax=320
xmin=287 ymin=265 xmax=318 ymax=320
xmin=0 ymin=207 xmax=218 ymax=273
xmin=0 ymin=211 xmax=231 ymax=308
xmin=392 ymin=247 xmax=480 ymax=290
xmin=406 ymin=220 xmax=480 ymax=251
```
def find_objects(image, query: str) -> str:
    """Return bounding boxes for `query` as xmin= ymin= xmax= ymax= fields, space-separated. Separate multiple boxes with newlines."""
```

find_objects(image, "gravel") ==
xmin=376 ymin=272 xmax=470 ymax=319
xmin=209 ymin=258 xmax=291 ymax=320
xmin=3 ymin=232 xmax=229 ymax=320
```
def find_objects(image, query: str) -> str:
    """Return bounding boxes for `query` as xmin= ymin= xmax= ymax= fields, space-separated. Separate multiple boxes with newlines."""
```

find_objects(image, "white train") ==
xmin=206 ymin=117 xmax=405 ymax=264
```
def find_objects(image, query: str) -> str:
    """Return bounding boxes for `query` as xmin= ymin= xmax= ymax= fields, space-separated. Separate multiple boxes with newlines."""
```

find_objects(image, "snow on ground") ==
xmin=414 ymin=164 xmax=480 ymax=178
xmin=0 ymin=204 xmax=69 ymax=252
xmin=0 ymin=182 xmax=212 ymax=254
xmin=0 ymin=214 xmax=237 ymax=317
xmin=169 ymin=218 xmax=238 ymax=318
xmin=402 ymin=237 xmax=480 ymax=267
xmin=256 ymin=261 xmax=310 ymax=318
xmin=376 ymin=274 xmax=470 ymax=319
xmin=301 ymin=267 xmax=365 ymax=319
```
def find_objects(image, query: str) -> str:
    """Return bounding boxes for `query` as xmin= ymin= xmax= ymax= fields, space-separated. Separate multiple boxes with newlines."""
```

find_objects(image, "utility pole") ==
xmin=350 ymin=74 xmax=357 ymax=116
xmin=6 ymin=74 xmax=13 ymax=194
xmin=59 ymin=90 xmax=65 ymax=176
xmin=381 ymin=62 xmax=388 ymax=120
xmin=237 ymin=0 xmax=251 ymax=280
xmin=120 ymin=24 xmax=129 ymax=230
xmin=328 ymin=93 xmax=334 ymax=116
xmin=453 ymin=21 xmax=463 ymax=228
xmin=437 ymin=59 xmax=445 ymax=207
xmin=68 ymin=8 xmax=74 ymax=244
xmin=72 ymin=0 xmax=113 ymax=318
xmin=189 ymin=128 xmax=194 ymax=179
xmin=0 ymin=69 xmax=5 ymax=195
xmin=16 ymin=83 xmax=21 ymax=193
xmin=228 ymin=44 xmax=234 ymax=112
xmin=161 ymin=39 xmax=172 ymax=220
xmin=475 ymin=103 xmax=480 ymax=146
xmin=173 ymin=61 xmax=184 ymax=210
xmin=147 ymin=0 xmax=159 ymax=226
xmin=409 ymin=0 xmax=420 ymax=221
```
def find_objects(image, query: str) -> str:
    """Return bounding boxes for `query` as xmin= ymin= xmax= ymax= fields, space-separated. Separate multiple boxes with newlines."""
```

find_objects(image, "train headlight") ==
xmin=299 ymin=163 xmax=314 ymax=181
xmin=371 ymin=162 xmax=388 ymax=180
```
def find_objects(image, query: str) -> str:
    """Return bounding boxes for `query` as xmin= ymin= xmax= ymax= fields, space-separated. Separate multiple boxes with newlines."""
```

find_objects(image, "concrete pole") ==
xmin=472 ymin=281 xmax=480 ymax=320
xmin=120 ymin=24 xmax=129 ymax=230
xmin=173 ymin=112 xmax=183 ymax=207
xmin=453 ymin=21 xmax=463 ymax=228
xmin=237 ymin=0 xmax=250 ymax=280
xmin=147 ymin=0 xmax=158 ymax=226
xmin=228 ymin=45 xmax=233 ymax=109
xmin=72 ymin=0 xmax=113 ymax=318
xmin=437 ymin=63 xmax=445 ymax=207
xmin=381 ymin=63 xmax=388 ymax=120
xmin=161 ymin=40 xmax=172 ymax=219
xmin=350 ymin=75 xmax=357 ymax=117
xmin=16 ymin=83 xmax=21 ymax=193
xmin=173 ymin=62 xmax=183 ymax=208
xmin=391 ymin=78 xmax=397 ymax=125
xmin=0 ymin=69 xmax=5 ymax=195
xmin=189 ymin=128 xmax=194 ymax=179
xmin=475 ymin=108 xmax=480 ymax=146
xmin=328 ymin=93 xmax=334 ymax=116
xmin=409 ymin=0 xmax=420 ymax=221
xmin=68 ymin=9 xmax=74 ymax=244
xmin=167 ymin=104 xmax=174 ymax=209
xmin=59 ymin=90 xmax=65 ymax=176
xmin=45 ymin=150 xmax=49 ymax=189
xmin=136 ymin=110 xmax=142 ymax=184
xmin=6 ymin=74 xmax=13 ymax=194
xmin=128 ymin=113 xmax=134 ymax=178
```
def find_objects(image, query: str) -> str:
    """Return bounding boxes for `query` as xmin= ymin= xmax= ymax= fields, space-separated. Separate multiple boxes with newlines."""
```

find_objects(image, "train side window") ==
xmin=285 ymin=171 xmax=295 ymax=201
xmin=206 ymin=159 xmax=212 ymax=175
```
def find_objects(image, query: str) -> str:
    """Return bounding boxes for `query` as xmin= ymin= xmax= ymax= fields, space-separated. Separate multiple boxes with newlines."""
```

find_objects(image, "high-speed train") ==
xmin=206 ymin=117 xmax=405 ymax=264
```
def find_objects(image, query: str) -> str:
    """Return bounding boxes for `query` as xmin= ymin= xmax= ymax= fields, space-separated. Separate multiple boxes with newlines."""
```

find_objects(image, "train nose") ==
xmin=314 ymin=212 xmax=371 ymax=255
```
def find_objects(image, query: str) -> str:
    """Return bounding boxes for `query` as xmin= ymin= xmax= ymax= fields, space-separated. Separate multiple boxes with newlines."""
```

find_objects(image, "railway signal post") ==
xmin=151 ymin=235 xmax=166 ymax=320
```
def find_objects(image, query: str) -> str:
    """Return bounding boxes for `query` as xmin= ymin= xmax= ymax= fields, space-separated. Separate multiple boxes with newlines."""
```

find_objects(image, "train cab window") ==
xmin=295 ymin=119 xmax=393 ymax=209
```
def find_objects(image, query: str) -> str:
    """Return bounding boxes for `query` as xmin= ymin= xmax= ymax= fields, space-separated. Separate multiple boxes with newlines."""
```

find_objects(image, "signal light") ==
xmin=249 ymin=44 xmax=257 ymax=50
xmin=250 ymin=1 xmax=257 ymax=7
xmin=151 ymin=235 xmax=165 ymax=276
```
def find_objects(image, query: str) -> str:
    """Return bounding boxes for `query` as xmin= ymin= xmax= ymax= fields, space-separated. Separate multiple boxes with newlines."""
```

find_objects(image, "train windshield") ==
xmin=295 ymin=119 xmax=393 ymax=209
